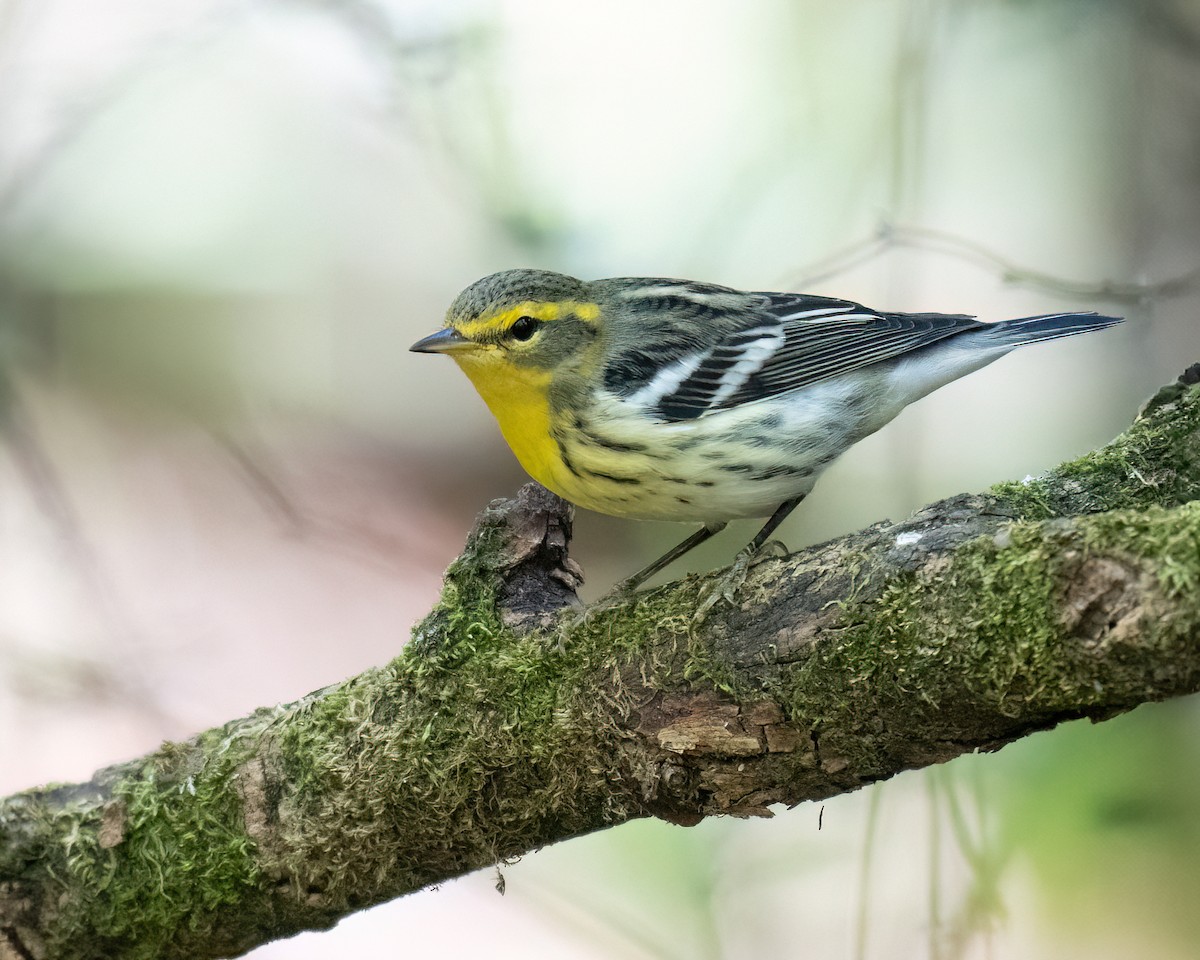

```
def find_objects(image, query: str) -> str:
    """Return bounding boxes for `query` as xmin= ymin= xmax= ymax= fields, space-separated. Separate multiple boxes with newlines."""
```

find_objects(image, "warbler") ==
xmin=411 ymin=269 xmax=1122 ymax=593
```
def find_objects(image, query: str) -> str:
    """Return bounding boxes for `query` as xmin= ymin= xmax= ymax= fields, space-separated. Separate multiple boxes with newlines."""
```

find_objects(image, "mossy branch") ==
xmin=2 ymin=368 xmax=1199 ymax=960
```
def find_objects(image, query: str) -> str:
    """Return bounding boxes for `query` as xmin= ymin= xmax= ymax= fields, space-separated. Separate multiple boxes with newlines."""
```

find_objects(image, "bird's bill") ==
xmin=409 ymin=327 xmax=475 ymax=354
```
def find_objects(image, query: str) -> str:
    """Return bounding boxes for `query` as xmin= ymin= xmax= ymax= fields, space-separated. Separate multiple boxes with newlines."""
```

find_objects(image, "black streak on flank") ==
xmin=558 ymin=444 xmax=584 ymax=479
xmin=581 ymin=429 xmax=648 ymax=454
xmin=751 ymin=465 xmax=812 ymax=481
xmin=584 ymin=468 xmax=642 ymax=486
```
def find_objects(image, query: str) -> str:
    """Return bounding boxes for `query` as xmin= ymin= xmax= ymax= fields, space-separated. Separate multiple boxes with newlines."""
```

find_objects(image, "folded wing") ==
xmin=623 ymin=292 xmax=985 ymax=422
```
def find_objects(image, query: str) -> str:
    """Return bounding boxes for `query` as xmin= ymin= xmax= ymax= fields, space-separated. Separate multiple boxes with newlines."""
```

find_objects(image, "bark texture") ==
xmin=1 ymin=369 xmax=1199 ymax=960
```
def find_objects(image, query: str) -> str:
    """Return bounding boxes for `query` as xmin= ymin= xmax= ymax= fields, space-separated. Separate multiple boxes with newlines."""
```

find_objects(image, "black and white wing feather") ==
xmin=609 ymin=290 xmax=985 ymax=422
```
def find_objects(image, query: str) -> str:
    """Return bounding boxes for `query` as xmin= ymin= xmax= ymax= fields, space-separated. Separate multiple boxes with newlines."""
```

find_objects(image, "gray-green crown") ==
xmin=446 ymin=269 xmax=586 ymax=324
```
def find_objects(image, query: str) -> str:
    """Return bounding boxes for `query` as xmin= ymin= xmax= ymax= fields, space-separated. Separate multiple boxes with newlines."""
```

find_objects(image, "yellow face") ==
xmin=410 ymin=297 xmax=603 ymax=498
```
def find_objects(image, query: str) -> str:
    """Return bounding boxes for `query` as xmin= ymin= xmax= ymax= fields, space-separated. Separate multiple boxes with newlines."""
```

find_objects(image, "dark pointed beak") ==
xmin=409 ymin=328 xmax=475 ymax=354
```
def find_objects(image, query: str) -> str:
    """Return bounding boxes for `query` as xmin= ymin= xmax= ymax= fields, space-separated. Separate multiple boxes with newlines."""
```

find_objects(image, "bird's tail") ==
xmin=982 ymin=312 xmax=1124 ymax=347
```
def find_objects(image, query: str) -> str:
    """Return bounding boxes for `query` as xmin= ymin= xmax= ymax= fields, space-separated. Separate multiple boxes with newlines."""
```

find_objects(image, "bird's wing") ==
xmin=615 ymin=292 xmax=985 ymax=422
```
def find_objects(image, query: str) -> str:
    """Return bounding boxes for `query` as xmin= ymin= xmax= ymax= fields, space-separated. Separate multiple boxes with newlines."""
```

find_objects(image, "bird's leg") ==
xmin=612 ymin=520 xmax=728 ymax=594
xmin=556 ymin=520 xmax=728 ymax=642
xmin=563 ymin=496 xmax=803 ymax=638
xmin=697 ymin=496 xmax=805 ymax=618
xmin=743 ymin=495 xmax=805 ymax=554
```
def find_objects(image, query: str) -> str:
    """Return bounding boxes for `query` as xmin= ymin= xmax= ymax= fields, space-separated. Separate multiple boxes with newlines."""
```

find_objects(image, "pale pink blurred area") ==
xmin=0 ymin=380 xmax=467 ymax=787
xmin=5 ymin=0 xmax=1200 ymax=958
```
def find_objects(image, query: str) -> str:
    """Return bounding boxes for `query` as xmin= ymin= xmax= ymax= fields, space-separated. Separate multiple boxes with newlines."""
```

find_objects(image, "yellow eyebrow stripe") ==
xmin=458 ymin=300 xmax=600 ymax=338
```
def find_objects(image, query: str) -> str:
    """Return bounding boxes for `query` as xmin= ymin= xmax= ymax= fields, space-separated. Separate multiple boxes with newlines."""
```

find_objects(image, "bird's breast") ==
xmin=453 ymin=353 xmax=565 ymax=492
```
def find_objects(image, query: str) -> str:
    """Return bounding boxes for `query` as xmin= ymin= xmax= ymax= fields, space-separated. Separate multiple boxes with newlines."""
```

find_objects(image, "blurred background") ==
xmin=2 ymin=0 xmax=1200 ymax=957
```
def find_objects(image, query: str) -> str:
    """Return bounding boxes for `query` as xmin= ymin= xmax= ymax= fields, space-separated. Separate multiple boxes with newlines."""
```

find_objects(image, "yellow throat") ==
xmin=452 ymin=350 xmax=566 ymax=495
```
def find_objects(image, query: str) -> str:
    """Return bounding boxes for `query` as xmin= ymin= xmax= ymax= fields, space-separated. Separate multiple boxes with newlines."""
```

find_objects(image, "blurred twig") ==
xmin=0 ymin=372 xmax=177 ymax=725
xmin=788 ymin=220 xmax=1200 ymax=305
xmin=213 ymin=430 xmax=308 ymax=534
xmin=1141 ymin=0 xmax=1200 ymax=58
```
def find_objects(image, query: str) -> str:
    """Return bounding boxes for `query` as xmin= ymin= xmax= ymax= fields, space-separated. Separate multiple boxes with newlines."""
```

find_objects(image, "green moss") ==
xmin=992 ymin=383 xmax=1200 ymax=519
xmin=780 ymin=522 xmax=1060 ymax=769
xmin=1080 ymin=501 xmax=1200 ymax=599
xmin=41 ymin=744 xmax=261 ymax=958
xmin=412 ymin=523 xmax=509 ymax=653
xmin=272 ymin=653 xmax=593 ymax=902
xmin=770 ymin=385 xmax=1200 ymax=763
xmin=778 ymin=500 xmax=1200 ymax=776
xmin=260 ymin=562 xmax=711 ymax=912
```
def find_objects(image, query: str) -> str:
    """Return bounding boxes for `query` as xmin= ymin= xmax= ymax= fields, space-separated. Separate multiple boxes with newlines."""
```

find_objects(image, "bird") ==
xmin=411 ymin=268 xmax=1122 ymax=599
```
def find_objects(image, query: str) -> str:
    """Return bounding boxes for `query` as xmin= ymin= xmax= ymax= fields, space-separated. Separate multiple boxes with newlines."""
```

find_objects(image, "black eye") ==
xmin=510 ymin=316 xmax=539 ymax=342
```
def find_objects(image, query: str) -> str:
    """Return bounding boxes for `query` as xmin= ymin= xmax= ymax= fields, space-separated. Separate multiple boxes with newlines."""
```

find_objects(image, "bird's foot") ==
xmin=607 ymin=571 xmax=648 ymax=598
xmin=695 ymin=540 xmax=788 ymax=621
xmin=757 ymin=538 xmax=790 ymax=561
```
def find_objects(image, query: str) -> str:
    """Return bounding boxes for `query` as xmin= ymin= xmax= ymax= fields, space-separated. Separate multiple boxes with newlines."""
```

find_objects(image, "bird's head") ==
xmin=410 ymin=269 xmax=602 ymax=377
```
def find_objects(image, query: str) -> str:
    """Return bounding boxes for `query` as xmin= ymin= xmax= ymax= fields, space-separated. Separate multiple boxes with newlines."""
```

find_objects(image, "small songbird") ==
xmin=411 ymin=269 xmax=1122 ymax=594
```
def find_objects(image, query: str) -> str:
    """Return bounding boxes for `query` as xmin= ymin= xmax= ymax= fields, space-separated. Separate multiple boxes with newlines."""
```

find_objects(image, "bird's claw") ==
xmin=695 ymin=539 xmax=788 ymax=621
xmin=695 ymin=552 xmax=752 ymax=620
xmin=563 ymin=536 xmax=791 ymax=637
xmin=759 ymin=538 xmax=789 ymax=560
xmin=607 ymin=574 xmax=643 ymax=598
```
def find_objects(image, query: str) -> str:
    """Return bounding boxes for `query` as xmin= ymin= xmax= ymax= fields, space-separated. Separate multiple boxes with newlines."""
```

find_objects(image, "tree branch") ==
xmin=2 ymin=367 xmax=1199 ymax=960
